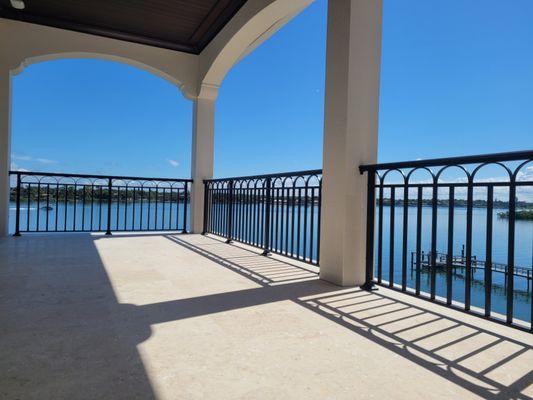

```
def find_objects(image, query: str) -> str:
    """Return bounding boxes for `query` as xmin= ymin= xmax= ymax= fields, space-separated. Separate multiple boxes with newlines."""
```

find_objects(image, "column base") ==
xmin=360 ymin=281 xmax=378 ymax=291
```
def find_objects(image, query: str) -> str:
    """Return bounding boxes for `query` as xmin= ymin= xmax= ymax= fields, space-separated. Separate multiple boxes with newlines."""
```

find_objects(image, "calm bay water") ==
xmin=9 ymin=201 xmax=190 ymax=233
xmin=8 ymin=202 xmax=532 ymax=322
xmin=378 ymin=205 xmax=533 ymax=323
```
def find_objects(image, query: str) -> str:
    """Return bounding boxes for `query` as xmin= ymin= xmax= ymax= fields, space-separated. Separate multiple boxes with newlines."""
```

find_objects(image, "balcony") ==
xmin=1 ymin=232 xmax=531 ymax=399
xmin=1 ymin=2 xmax=532 ymax=399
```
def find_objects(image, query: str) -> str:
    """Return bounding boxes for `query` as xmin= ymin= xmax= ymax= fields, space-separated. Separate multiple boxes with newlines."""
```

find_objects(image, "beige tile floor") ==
xmin=0 ymin=233 xmax=531 ymax=399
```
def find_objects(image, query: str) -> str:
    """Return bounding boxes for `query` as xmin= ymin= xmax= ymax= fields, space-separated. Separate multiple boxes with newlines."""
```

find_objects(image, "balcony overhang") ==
xmin=0 ymin=0 xmax=248 ymax=54
xmin=0 ymin=0 xmax=313 ymax=99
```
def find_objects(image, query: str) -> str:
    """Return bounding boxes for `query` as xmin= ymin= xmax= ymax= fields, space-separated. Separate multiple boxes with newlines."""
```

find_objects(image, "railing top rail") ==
xmin=204 ymin=169 xmax=322 ymax=183
xmin=9 ymin=170 xmax=193 ymax=183
xmin=359 ymin=150 xmax=533 ymax=173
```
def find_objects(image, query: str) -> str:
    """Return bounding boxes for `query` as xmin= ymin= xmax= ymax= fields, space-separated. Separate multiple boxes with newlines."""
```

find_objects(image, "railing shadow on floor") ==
xmin=166 ymin=233 xmax=532 ymax=400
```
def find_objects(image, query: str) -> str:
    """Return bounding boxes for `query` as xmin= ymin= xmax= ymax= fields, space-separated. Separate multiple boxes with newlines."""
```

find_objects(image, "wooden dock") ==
xmin=410 ymin=249 xmax=533 ymax=291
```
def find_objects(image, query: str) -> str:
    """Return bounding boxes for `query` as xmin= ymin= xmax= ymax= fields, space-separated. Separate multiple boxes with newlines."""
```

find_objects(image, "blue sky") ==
xmin=10 ymin=0 xmax=533 ymax=178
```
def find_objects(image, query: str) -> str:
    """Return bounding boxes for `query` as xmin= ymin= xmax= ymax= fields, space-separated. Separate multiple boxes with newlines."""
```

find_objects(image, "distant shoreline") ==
xmin=379 ymin=198 xmax=533 ymax=210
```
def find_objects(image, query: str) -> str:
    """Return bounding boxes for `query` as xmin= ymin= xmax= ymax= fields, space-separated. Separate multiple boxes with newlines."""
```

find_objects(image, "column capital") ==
xmin=197 ymin=83 xmax=220 ymax=102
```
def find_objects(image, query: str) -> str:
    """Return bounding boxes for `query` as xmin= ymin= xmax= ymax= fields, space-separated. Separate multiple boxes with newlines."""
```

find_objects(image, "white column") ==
xmin=0 ymin=67 xmax=12 ymax=236
xmin=190 ymin=85 xmax=218 ymax=233
xmin=319 ymin=0 xmax=383 ymax=286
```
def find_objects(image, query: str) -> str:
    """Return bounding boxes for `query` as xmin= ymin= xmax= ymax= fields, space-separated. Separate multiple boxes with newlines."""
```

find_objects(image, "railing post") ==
xmin=13 ymin=172 xmax=21 ymax=236
xmin=202 ymin=181 xmax=209 ymax=235
xmin=226 ymin=180 xmax=234 ymax=243
xmin=182 ymin=181 xmax=189 ymax=233
xmin=262 ymin=177 xmax=272 ymax=255
xmin=361 ymin=169 xmax=376 ymax=290
xmin=105 ymin=178 xmax=112 ymax=235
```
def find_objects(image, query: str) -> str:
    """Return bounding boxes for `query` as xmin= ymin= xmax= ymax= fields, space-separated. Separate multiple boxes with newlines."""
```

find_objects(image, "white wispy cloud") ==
xmin=10 ymin=162 xmax=28 ymax=172
xmin=12 ymin=155 xmax=32 ymax=161
xmin=35 ymin=158 xmax=58 ymax=164
xmin=12 ymin=154 xmax=58 ymax=164
xmin=167 ymin=159 xmax=179 ymax=167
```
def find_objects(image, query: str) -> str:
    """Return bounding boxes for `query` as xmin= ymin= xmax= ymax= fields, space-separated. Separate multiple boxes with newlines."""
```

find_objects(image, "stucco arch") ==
xmin=197 ymin=0 xmax=314 ymax=98
xmin=0 ymin=19 xmax=199 ymax=99
xmin=13 ymin=51 xmax=191 ymax=96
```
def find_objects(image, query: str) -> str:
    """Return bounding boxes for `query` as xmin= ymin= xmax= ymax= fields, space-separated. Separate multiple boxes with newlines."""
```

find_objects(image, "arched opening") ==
xmin=9 ymin=58 xmax=193 ymax=234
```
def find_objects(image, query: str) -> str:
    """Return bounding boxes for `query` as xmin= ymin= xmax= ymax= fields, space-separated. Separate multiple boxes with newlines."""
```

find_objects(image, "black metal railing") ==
xmin=203 ymin=170 xmax=322 ymax=265
xmin=360 ymin=150 xmax=533 ymax=331
xmin=10 ymin=171 xmax=191 ymax=235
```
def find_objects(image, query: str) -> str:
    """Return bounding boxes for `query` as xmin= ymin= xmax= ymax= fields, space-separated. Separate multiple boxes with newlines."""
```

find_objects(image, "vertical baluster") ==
xmin=284 ymin=186 xmax=290 ymax=255
xmin=81 ymin=185 xmax=86 ymax=231
xmin=256 ymin=186 xmax=261 ymax=245
xmin=291 ymin=186 xmax=296 ymax=256
xmin=297 ymin=187 xmax=302 ymax=259
xmin=154 ymin=187 xmax=159 ymax=230
xmin=260 ymin=185 xmax=265 ymax=246
xmin=140 ymin=187 xmax=144 ymax=230
xmin=268 ymin=185 xmax=273 ymax=249
xmin=233 ymin=186 xmax=238 ymax=239
xmin=303 ymin=184 xmax=309 ymax=261
xmin=132 ymin=187 xmax=136 ymax=231
xmin=243 ymin=186 xmax=248 ymax=241
xmin=214 ymin=187 xmax=218 ymax=234
xmin=402 ymin=182 xmax=408 ymax=291
xmin=263 ymin=177 xmax=272 ymax=254
xmin=238 ymin=186 xmax=243 ymax=240
xmin=55 ymin=183 xmax=60 ymax=231
xmin=275 ymin=187 xmax=280 ymax=253
xmin=389 ymin=187 xmax=395 ymax=288
xmin=36 ymin=183 xmax=41 ymax=231
xmin=430 ymin=180 xmax=438 ymax=300
xmin=226 ymin=181 xmax=234 ymax=243
xmin=214 ymin=188 xmax=219 ymax=234
xmin=485 ymin=185 xmax=493 ymax=317
xmin=316 ymin=179 xmax=322 ymax=265
xmin=90 ymin=184 xmax=94 ymax=231
xmin=64 ymin=184 xmax=68 ymax=232
xmin=115 ymin=187 xmax=120 ymax=231
xmin=309 ymin=186 xmax=316 ymax=263
xmin=465 ymin=181 xmax=474 ymax=310
xmin=220 ymin=187 xmax=224 ymax=235
xmin=208 ymin=185 xmax=212 ymax=233
xmin=73 ymin=183 xmax=77 ymax=231
xmin=377 ymin=184 xmax=384 ymax=283
xmin=45 ymin=183 xmax=50 ymax=232
xmin=176 ymin=187 xmax=181 ymax=231
xmin=45 ymin=184 xmax=50 ymax=231
xmin=124 ymin=185 xmax=129 ymax=231
xmin=27 ymin=183 xmax=31 ymax=232
xmin=213 ymin=187 xmax=218 ymax=234
xmin=147 ymin=188 xmax=152 ymax=230
xmin=506 ymin=182 xmax=516 ymax=324
xmin=98 ymin=186 xmax=103 ymax=231
xmin=202 ymin=183 xmax=209 ymax=234
xmin=161 ymin=188 xmax=165 ymax=231
xmin=14 ymin=173 xmax=21 ymax=236
xmin=363 ymin=170 xmax=376 ymax=289
xmin=416 ymin=186 xmax=423 ymax=295
xmin=446 ymin=186 xmax=455 ymax=305
xmin=106 ymin=178 xmax=112 ymax=235
xmin=183 ymin=182 xmax=188 ymax=233
xmin=242 ymin=186 xmax=247 ymax=240
xmin=250 ymin=186 xmax=255 ymax=243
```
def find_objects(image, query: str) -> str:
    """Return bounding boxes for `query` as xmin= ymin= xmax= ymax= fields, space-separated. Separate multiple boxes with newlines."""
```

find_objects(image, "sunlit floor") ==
xmin=0 ymin=233 xmax=531 ymax=400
